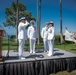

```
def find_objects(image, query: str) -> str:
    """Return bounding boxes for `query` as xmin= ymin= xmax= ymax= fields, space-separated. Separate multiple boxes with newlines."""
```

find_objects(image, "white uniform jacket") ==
xmin=27 ymin=25 xmax=37 ymax=39
xmin=18 ymin=21 xmax=29 ymax=40
xmin=48 ymin=27 xmax=55 ymax=40
xmin=41 ymin=27 xmax=48 ymax=39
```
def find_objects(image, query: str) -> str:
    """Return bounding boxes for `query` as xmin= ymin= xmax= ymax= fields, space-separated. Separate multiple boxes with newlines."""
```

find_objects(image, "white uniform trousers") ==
xmin=48 ymin=40 xmax=54 ymax=55
xmin=18 ymin=39 xmax=25 ymax=57
xmin=43 ymin=39 xmax=48 ymax=52
xmin=30 ymin=39 xmax=36 ymax=53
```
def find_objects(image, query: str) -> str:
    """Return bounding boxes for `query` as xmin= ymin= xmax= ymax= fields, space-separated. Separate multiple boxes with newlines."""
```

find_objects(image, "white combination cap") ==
xmin=45 ymin=22 xmax=49 ymax=25
xmin=30 ymin=20 xmax=35 ymax=23
xmin=19 ymin=17 xmax=26 ymax=21
xmin=49 ymin=21 xmax=53 ymax=24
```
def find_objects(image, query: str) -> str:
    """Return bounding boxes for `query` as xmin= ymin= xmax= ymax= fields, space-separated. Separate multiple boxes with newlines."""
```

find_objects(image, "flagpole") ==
xmin=60 ymin=0 xmax=64 ymax=43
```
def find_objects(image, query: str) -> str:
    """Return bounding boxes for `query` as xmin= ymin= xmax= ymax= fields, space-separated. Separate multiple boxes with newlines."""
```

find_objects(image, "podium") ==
xmin=0 ymin=27 xmax=5 ymax=61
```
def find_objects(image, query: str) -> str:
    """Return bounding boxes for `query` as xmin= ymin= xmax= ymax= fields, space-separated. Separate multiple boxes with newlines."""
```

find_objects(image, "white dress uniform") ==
xmin=47 ymin=26 xmax=55 ymax=56
xmin=18 ymin=21 xmax=29 ymax=58
xmin=28 ymin=25 xmax=37 ymax=53
xmin=41 ymin=27 xmax=48 ymax=52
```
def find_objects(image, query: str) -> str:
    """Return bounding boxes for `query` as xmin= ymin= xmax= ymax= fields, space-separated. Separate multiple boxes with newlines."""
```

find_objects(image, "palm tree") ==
xmin=16 ymin=0 xmax=19 ymax=40
xmin=60 ymin=0 xmax=64 ymax=43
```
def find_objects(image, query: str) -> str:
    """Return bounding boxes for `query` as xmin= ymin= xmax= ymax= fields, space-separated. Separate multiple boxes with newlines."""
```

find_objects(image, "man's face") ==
xmin=21 ymin=19 xmax=25 ymax=23
xmin=25 ymin=20 xmax=27 ymax=22
xmin=49 ymin=24 xmax=52 ymax=27
xmin=46 ymin=24 xmax=48 ymax=27
xmin=31 ymin=22 xmax=34 ymax=25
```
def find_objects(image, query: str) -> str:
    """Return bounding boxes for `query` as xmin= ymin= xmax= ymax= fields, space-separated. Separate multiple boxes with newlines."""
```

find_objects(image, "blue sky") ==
xmin=0 ymin=0 xmax=76 ymax=35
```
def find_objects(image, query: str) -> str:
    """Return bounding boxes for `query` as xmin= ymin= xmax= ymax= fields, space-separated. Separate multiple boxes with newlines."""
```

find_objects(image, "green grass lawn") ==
xmin=2 ymin=39 xmax=76 ymax=54
xmin=54 ymin=43 xmax=76 ymax=54
xmin=50 ymin=70 xmax=76 ymax=75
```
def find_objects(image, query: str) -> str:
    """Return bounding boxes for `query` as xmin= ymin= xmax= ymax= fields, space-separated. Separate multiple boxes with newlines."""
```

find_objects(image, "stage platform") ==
xmin=0 ymin=49 xmax=76 ymax=75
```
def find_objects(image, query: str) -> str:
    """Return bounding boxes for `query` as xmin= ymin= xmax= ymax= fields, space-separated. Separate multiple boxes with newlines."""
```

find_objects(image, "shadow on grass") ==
xmin=54 ymin=50 xmax=59 ymax=51
xmin=2 ymin=43 xmax=9 ymax=46
xmin=70 ymin=49 xmax=76 ymax=51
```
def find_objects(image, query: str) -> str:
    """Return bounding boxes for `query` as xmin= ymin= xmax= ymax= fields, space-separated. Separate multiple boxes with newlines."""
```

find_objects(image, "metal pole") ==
xmin=37 ymin=0 xmax=41 ymax=45
xmin=39 ymin=0 xmax=41 ymax=44
xmin=60 ymin=0 xmax=64 ymax=44
xmin=37 ymin=0 xmax=39 ymax=45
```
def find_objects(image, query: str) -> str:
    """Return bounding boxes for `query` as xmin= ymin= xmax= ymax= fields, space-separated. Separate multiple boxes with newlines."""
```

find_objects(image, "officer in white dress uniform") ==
xmin=41 ymin=22 xmax=49 ymax=52
xmin=27 ymin=20 xmax=37 ymax=53
xmin=47 ymin=21 xmax=55 ymax=56
xmin=18 ymin=17 xmax=29 ymax=59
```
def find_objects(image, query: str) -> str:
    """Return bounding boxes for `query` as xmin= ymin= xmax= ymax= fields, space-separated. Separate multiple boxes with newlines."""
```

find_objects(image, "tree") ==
xmin=3 ymin=1 xmax=36 ymax=32
xmin=3 ymin=1 xmax=36 ymax=48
